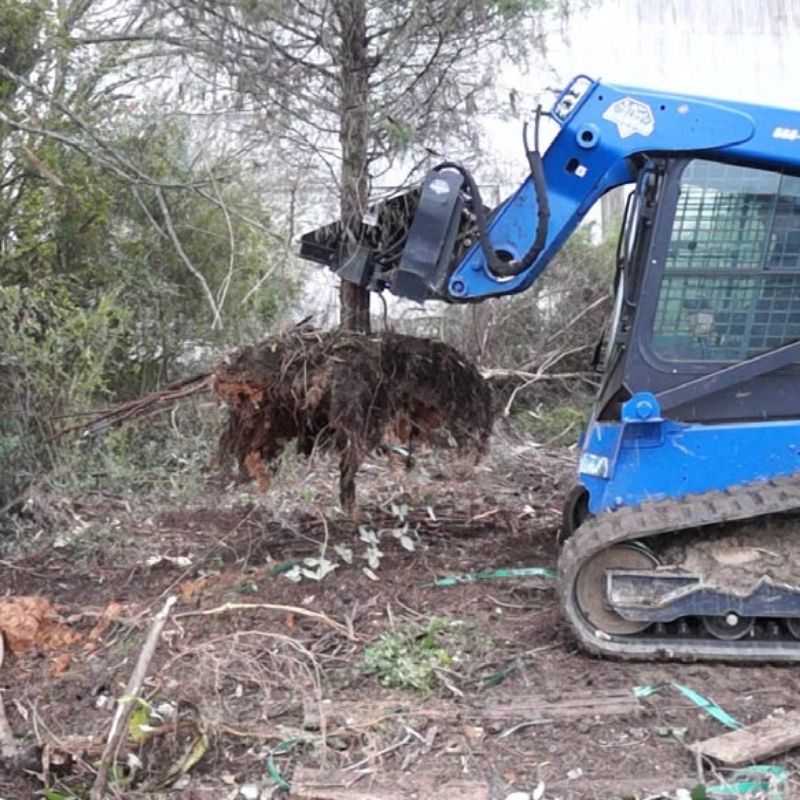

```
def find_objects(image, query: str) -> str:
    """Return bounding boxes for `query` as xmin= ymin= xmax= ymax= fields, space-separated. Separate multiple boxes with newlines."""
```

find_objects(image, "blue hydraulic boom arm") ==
xmin=444 ymin=76 xmax=752 ymax=301
xmin=301 ymin=75 xmax=800 ymax=304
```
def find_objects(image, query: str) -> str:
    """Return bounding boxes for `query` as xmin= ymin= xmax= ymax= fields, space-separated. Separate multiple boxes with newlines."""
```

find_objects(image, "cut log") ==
xmin=290 ymin=768 xmax=487 ymax=800
xmin=690 ymin=708 xmax=800 ymax=766
xmin=302 ymin=690 xmax=640 ymax=732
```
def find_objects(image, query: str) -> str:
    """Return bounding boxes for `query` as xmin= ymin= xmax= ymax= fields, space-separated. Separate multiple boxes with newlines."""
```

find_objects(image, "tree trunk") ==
xmin=337 ymin=0 xmax=371 ymax=333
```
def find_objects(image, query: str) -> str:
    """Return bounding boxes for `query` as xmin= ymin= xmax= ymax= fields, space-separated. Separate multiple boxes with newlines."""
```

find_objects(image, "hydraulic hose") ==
xmin=433 ymin=106 xmax=551 ymax=280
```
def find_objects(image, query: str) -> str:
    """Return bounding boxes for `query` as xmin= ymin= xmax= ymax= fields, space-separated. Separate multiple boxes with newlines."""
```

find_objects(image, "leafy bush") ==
xmin=363 ymin=618 xmax=464 ymax=692
xmin=513 ymin=403 xmax=588 ymax=446
xmin=0 ymin=107 xmax=296 ymax=506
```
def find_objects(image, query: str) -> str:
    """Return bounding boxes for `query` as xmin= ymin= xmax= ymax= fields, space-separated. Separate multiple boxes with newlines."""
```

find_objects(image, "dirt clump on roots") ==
xmin=212 ymin=325 xmax=494 ymax=510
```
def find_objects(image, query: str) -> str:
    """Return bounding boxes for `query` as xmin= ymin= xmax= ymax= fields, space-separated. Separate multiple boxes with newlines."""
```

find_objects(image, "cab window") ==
xmin=651 ymin=160 xmax=800 ymax=361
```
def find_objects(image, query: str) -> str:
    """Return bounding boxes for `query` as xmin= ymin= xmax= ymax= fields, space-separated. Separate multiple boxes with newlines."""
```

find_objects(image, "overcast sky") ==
xmin=485 ymin=0 xmax=800 ymax=178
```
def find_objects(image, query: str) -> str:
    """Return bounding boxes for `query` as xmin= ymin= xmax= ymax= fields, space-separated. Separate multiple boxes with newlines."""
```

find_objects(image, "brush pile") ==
xmin=212 ymin=325 xmax=494 ymax=510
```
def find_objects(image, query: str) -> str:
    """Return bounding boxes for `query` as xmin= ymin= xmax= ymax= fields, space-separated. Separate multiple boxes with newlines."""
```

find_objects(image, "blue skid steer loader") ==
xmin=300 ymin=76 xmax=800 ymax=661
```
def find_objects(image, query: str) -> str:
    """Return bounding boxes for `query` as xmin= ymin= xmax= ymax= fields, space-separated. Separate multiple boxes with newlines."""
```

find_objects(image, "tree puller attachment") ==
xmin=300 ymin=75 xmax=800 ymax=661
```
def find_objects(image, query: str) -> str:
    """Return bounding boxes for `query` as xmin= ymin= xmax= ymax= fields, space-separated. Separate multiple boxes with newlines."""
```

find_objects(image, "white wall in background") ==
xmin=563 ymin=0 xmax=800 ymax=107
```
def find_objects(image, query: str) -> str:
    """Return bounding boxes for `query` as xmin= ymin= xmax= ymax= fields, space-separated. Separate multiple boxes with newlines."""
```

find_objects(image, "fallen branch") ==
xmin=0 ymin=636 xmax=19 ymax=764
xmin=481 ymin=368 xmax=595 ymax=382
xmin=90 ymin=595 xmax=177 ymax=800
xmin=481 ymin=344 xmax=597 ymax=417
xmin=690 ymin=708 xmax=800 ymax=765
xmin=174 ymin=601 xmax=354 ymax=640
xmin=55 ymin=373 xmax=211 ymax=440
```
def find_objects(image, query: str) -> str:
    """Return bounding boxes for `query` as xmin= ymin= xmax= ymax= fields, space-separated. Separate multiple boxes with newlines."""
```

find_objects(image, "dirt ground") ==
xmin=1 ymin=438 xmax=799 ymax=799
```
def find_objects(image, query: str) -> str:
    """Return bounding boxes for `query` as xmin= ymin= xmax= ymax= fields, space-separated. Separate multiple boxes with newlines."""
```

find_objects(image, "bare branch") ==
xmin=90 ymin=596 xmax=177 ymax=800
xmin=155 ymin=187 xmax=223 ymax=328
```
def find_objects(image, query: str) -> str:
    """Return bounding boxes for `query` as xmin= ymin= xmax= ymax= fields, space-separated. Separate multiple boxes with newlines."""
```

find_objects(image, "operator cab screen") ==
xmin=651 ymin=159 xmax=800 ymax=362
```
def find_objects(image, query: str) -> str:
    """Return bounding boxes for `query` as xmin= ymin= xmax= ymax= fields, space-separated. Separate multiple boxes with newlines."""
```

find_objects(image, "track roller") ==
xmin=574 ymin=544 xmax=658 ymax=635
xmin=701 ymin=613 xmax=755 ymax=640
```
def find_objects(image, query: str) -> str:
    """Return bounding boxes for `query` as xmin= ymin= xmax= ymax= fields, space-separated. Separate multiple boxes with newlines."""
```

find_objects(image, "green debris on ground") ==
xmin=363 ymin=617 xmax=464 ymax=692
xmin=432 ymin=566 xmax=556 ymax=587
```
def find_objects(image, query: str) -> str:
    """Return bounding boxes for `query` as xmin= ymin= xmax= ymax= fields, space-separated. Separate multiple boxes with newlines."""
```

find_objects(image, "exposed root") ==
xmin=213 ymin=326 xmax=494 ymax=511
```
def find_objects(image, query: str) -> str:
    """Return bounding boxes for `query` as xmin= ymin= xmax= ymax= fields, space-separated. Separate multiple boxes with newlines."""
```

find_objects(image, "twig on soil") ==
xmin=0 ymin=558 xmax=50 ymax=579
xmin=342 ymin=732 xmax=414 ymax=772
xmin=499 ymin=719 xmax=548 ymax=738
xmin=0 ymin=636 xmax=20 ymax=763
xmin=90 ymin=595 xmax=177 ymax=800
xmin=221 ymin=723 xmax=300 ymax=741
xmin=695 ymin=747 xmax=705 ymax=786
xmin=174 ymin=601 xmax=354 ymax=640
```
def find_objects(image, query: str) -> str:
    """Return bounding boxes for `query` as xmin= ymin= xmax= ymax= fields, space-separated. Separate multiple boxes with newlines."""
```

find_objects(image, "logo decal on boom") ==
xmin=773 ymin=126 xmax=800 ymax=142
xmin=603 ymin=97 xmax=655 ymax=138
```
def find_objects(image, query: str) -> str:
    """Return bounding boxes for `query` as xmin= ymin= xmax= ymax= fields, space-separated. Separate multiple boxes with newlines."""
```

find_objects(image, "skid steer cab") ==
xmin=300 ymin=75 xmax=800 ymax=662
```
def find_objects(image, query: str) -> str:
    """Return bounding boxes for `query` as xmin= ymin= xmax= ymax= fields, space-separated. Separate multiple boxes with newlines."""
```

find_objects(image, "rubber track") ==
xmin=558 ymin=471 xmax=800 ymax=662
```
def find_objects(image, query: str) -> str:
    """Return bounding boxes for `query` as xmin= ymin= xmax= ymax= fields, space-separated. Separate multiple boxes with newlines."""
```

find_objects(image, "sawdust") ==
xmin=0 ymin=596 xmax=82 ymax=656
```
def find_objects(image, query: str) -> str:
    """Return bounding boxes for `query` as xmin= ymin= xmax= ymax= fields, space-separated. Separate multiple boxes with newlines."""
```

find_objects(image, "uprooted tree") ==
xmin=214 ymin=326 xmax=494 ymax=511
xmin=63 ymin=325 xmax=495 ymax=512
xmin=79 ymin=0 xmax=556 ymax=332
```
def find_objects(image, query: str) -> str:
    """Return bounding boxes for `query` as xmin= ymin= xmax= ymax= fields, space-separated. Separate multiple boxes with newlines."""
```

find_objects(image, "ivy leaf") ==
xmin=128 ymin=703 xmax=150 ymax=742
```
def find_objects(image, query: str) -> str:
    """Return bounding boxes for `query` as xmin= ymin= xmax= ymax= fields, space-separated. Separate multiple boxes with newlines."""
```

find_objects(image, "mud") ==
xmin=658 ymin=515 xmax=800 ymax=594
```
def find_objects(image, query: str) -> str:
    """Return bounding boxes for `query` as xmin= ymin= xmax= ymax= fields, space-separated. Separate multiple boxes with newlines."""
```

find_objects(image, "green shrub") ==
xmin=363 ymin=618 xmax=464 ymax=692
xmin=514 ymin=403 xmax=588 ymax=446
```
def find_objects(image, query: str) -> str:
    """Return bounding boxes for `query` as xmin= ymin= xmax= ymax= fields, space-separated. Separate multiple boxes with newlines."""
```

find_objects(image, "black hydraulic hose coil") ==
xmin=433 ymin=107 xmax=551 ymax=280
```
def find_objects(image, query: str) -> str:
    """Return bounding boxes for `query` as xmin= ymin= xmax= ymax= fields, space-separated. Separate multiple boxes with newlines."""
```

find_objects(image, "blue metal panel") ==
xmin=447 ymin=74 xmax=800 ymax=516
xmin=578 ymin=393 xmax=800 ymax=514
xmin=446 ymin=75 xmax=800 ymax=301
xmin=611 ymin=81 xmax=800 ymax=172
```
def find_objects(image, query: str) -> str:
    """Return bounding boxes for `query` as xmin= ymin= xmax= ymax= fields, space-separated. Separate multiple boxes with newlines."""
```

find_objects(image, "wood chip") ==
xmin=690 ymin=708 xmax=800 ymax=765
xmin=290 ymin=768 xmax=487 ymax=800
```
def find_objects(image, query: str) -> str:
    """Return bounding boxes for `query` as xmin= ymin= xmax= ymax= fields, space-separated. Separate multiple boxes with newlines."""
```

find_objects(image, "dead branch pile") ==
xmin=56 ymin=373 xmax=212 ymax=439
xmin=212 ymin=326 xmax=494 ymax=510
